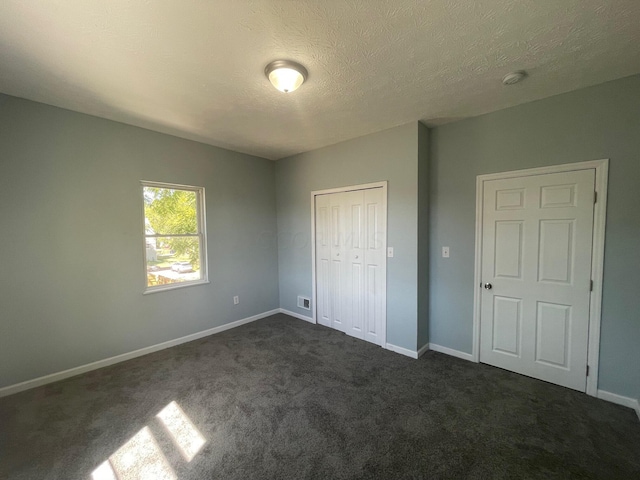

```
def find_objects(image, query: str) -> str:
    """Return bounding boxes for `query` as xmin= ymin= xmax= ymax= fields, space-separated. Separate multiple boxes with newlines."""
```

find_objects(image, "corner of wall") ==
xmin=417 ymin=122 xmax=430 ymax=348
xmin=269 ymin=159 xmax=282 ymax=310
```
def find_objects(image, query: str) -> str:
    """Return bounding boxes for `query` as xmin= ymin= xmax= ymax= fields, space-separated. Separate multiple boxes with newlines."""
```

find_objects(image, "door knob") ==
xmin=484 ymin=283 xmax=492 ymax=290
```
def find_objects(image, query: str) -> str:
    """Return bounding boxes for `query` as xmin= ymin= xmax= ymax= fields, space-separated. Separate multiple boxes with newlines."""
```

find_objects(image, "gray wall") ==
xmin=0 ymin=94 xmax=279 ymax=388
xmin=429 ymin=74 xmax=640 ymax=399
xmin=275 ymin=123 xmax=420 ymax=351
xmin=3 ymin=75 xmax=637 ymax=401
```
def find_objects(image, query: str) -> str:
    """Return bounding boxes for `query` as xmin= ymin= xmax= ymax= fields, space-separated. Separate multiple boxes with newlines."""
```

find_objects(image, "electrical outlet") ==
xmin=387 ymin=247 xmax=394 ymax=258
xmin=442 ymin=246 xmax=450 ymax=258
xmin=233 ymin=296 xmax=239 ymax=305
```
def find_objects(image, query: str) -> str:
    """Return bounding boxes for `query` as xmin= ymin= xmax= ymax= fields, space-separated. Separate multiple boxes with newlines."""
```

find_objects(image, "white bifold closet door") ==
xmin=315 ymin=187 xmax=386 ymax=346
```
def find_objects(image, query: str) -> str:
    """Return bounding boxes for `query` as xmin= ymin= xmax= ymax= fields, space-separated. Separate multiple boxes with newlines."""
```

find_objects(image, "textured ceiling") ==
xmin=1 ymin=1 xmax=639 ymax=160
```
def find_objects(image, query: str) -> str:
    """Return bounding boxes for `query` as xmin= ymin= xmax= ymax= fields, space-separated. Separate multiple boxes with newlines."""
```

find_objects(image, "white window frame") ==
xmin=141 ymin=181 xmax=209 ymax=294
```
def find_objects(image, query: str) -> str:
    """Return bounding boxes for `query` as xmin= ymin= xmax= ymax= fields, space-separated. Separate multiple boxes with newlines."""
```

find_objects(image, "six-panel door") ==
xmin=480 ymin=170 xmax=595 ymax=391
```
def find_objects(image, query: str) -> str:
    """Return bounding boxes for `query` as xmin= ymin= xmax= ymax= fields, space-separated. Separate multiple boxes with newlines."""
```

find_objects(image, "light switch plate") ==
xmin=387 ymin=247 xmax=394 ymax=258
xmin=442 ymin=246 xmax=450 ymax=258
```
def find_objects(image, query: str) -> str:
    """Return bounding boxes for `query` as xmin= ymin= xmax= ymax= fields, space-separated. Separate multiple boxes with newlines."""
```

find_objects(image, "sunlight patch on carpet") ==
xmin=92 ymin=426 xmax=176 ymax=479
xmin=157 ymin=401 xmax=206 ymax=461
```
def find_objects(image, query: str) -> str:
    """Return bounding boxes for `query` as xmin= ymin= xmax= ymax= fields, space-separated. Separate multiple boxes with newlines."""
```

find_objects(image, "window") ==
xmin=142 ymin=181 xmax=207 ymax=292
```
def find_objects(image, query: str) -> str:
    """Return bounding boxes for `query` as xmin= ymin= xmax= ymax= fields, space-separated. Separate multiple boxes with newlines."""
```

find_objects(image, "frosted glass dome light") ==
xmin=265 ymin=60 xmax=308 ymax=93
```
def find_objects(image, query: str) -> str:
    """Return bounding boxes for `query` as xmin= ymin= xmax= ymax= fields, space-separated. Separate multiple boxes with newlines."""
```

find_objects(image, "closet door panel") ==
xmin=344 ymin=190 xmax=365 ymax=339
xmin=329 ymin=192 xmax=347 ymax=332
xmin=364 ymin=187 xmax=386 ymax=346
xmin=315 ymin=194 xmax=331 ymax=327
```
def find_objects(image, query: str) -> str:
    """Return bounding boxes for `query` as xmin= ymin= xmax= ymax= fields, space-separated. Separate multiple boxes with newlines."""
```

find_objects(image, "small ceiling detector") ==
xmin=502 ymin=71 xmax=527 ymax=85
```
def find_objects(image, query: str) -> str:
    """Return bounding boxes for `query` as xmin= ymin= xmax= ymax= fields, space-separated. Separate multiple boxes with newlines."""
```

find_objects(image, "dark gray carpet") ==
xmin=0 ymin=314 xmax=638 ymax=479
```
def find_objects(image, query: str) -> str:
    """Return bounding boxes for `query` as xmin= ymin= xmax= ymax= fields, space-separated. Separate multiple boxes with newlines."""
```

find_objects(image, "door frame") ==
xmin=472 ymin=159 xmax=608 ymax=396
xmin=310 ymin=181 xmax=388 ymax=346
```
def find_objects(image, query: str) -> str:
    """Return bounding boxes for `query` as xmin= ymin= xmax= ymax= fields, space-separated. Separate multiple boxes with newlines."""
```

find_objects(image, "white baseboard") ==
xmin=597 ymin=390 xmax=640 ymax=421
xmin=282 ymin=311 xmax=422 ymax=360
xmin=8 ymin=308 xmax=636 ymax=424
xmin=279 ymin=308 xmax=314 ymax=323
xmin=283 ymin=311 xmax=425 ymax=361
xmin=428 ymin=343 xmax=475 ymax=362
xmin=385 ymin=343 xmax=418 ymax=359
xmin=0 ymin=308 xmax=280 ymax=398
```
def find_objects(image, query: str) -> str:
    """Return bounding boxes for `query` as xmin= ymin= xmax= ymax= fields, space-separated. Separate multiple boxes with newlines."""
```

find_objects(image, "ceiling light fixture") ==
xmin=502 ymin=71 xmax=527 ymax=85
xmin=265 ymin=60 xmax=308 ymax=93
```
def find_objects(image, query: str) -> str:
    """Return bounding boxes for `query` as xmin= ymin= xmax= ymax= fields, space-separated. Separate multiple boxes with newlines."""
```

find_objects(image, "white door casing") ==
xmin=312 ymin=182 xmax=388 ymax=347
xmin=473 ymin=160 xmax=608 ymax=397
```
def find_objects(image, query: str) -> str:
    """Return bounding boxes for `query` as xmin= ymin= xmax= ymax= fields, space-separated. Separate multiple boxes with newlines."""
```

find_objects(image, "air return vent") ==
xmin=297 ymin=296 xmax=311 ymax=310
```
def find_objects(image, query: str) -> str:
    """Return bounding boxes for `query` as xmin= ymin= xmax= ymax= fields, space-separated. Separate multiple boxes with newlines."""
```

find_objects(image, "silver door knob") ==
xmin=484 ymin=283 xmax=492 ymax=290
xmin=355 ymin=255 xmax=359 ymax=259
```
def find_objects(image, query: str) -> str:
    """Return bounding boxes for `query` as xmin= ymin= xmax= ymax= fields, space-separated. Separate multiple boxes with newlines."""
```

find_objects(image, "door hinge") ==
xmin=586 ymin=365 xmax=590 ymax=376
xmin=590 ymin=280 xmax=593 ymax=291
xmin=594 ymin=191 xmax=597 ymax=204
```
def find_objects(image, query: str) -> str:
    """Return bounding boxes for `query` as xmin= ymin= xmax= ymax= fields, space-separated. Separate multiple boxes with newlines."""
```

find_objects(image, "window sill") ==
xmin=143 ymin=279 xmax=210 ymax=295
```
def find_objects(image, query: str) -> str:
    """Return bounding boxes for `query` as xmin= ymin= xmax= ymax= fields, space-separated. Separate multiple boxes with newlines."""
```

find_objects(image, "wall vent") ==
xmin=297 ymin=296 xmax=311 ymax=310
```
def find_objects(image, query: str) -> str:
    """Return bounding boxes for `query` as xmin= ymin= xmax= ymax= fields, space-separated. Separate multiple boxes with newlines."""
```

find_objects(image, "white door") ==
xmin=480 ymin=169 xmax=595 ymax=391
xmin=315 ymin=193 xmax=332 ymax=328
xmin=316 ymin=192 xmax=347 ymax=332
xmin=315 ymin=187 xmax=387 ymax=346
xmin=343 ymin=190 xmax=365 ymax=339
xmin=362 ymin=187 xmax=386 ymax=345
